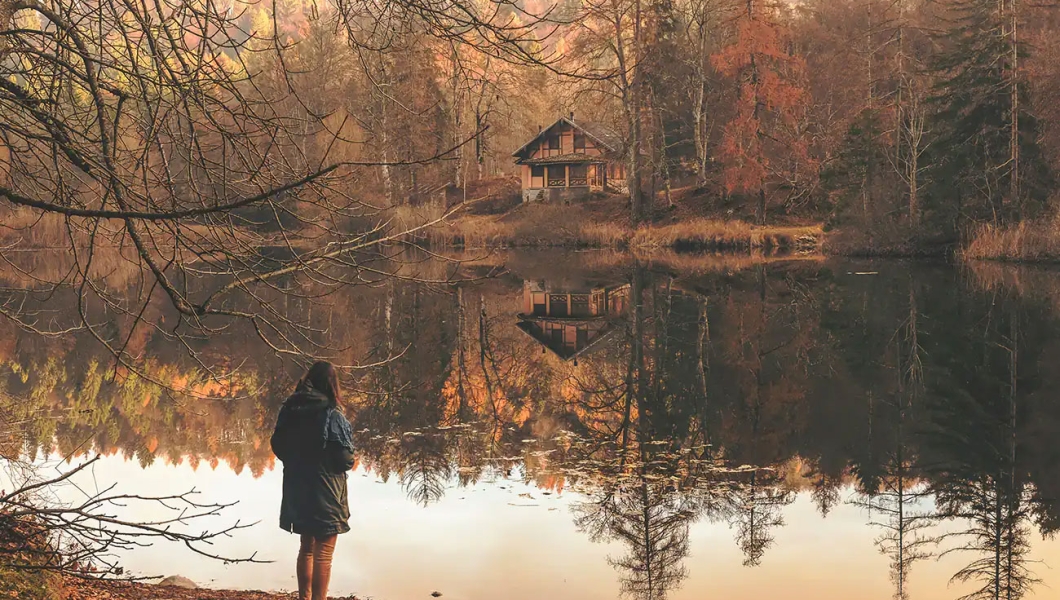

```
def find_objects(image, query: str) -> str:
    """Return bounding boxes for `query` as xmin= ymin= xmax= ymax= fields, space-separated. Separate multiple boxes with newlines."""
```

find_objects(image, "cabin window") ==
xmin=550 ymin=326 xmax=564 ymax=348
xmin=573 ymin=133 xmax=586 ymax=152
xmin=591 ymin=290 xmax=605 ymax=315
xmin=547 ymin=165 xmax=566 ymax=187
xmin=547 ymin=135 xmax=560 ymax=151
xmin=530 ymin=165 xmax=544 ymax=187
xmin=576 ymin=327 xmax=589 ymax=348
xmin=549 ymin=294 xmax=569 ymax=317
xmin=531 ymin=291 xmax=546 ymax=316
xmin=570 ymin=294 xmax=590 ymax=317
xmin=569 ymin=164 xmax=588 ymax=186
xmin=588 ymin=164 xmax=603 ymax=187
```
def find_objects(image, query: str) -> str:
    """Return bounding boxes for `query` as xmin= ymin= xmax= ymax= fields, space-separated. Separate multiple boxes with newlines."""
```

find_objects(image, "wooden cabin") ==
xmin=512 ymin=115 xmax=625 ymax=203
xmin=516 ymin=280 xmax=630 ymax=362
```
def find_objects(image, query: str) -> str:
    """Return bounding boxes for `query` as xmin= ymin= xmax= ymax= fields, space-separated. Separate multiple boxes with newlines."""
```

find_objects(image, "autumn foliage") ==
xmin=711 ymin=0 xmax=813 ymax=223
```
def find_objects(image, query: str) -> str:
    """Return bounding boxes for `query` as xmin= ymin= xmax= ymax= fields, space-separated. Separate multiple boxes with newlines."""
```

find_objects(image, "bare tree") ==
xmin=1 ymin=455 xmax=261 ymax=576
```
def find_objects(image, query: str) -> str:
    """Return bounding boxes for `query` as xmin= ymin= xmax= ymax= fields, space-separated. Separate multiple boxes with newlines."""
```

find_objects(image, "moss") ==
xmin=0 ymin=564 xmax=64 ymax=599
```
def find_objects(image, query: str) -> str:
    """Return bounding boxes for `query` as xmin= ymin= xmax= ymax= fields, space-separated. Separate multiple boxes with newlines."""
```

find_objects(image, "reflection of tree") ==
xmin=940 ymin=477 xmax=1038 ymax=600
xmin=925 ymin=300 xmax=1042 ymax=600
xmin=566 ymin=264 xmax=711 ymax=600
xmin=399 ymin=433 xmax=453 ymax=506
xmin=728 ymin=469 xmax=792 ymax=567
xmin=352 ymin=280 xmax=458 ymax=505
xmin=851 ymin=282 xmax=933 ymax=600
xmin=575 ymin=475 xmax=695 ymax=600
xmin=711 ymin=267 xmax=809 ymax=565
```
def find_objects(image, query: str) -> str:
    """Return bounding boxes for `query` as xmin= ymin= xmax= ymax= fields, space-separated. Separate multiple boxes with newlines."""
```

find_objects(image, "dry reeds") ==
xmin=962 ymin=220 xmax=1060 ymax=263
xmin=628 ymin=220 xmax=822 ymax=252
xmin=419 ymin=207 xmax=823 ymax=254
xmin=0 ymin=208 xmax=71 ymax=248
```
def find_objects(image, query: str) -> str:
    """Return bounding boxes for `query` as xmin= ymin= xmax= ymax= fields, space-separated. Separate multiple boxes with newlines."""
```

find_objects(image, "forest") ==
xmin=5 ymin=0 xmax=1060 ymax=259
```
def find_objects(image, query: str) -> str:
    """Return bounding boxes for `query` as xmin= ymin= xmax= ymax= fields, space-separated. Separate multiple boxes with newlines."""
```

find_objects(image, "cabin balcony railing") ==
xmin=569 ymin=178 xmax=588 ymax=186
xmin=547 ymin=178 xmax=566 ymax=187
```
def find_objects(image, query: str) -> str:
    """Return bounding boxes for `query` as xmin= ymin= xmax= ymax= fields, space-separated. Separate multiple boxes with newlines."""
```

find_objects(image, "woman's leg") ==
xmin=311 ymin=534 xmax=338 ymax=600
xmin=297 ymin=534 xmax=315 ymax=600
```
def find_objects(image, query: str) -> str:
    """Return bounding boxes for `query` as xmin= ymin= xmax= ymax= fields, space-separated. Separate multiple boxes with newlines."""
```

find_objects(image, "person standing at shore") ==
xmin=271 ymin=361 xmax=355 ymax=600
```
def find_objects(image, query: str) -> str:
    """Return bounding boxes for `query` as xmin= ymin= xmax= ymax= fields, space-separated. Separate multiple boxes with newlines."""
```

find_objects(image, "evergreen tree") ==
xmin=821 ymin=108 xmax=899 ymax=226
xmin=927 ymin=0 xmax=1050 ymax=232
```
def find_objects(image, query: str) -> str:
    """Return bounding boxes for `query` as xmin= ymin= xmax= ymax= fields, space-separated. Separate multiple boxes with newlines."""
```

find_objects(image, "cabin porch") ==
xmin=519 ymin=159 xmax=626 ymax=203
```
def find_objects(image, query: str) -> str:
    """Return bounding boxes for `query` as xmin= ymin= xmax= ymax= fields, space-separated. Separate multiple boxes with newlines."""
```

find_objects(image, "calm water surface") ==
xmin=7 ymin=251 xmax=1060 ymax=599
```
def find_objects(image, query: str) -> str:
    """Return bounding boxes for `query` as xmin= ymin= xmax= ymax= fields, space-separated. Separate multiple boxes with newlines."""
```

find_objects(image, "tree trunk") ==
xmin=627 ymin=84 xmax=645 ymax=223
xmin=693 ymin=59 xmax=710 ymax=188
xmin=1009 ymin=0 xmax=1020 ymax=217
xmin=628 ymin=0 xmax=646 ymax=224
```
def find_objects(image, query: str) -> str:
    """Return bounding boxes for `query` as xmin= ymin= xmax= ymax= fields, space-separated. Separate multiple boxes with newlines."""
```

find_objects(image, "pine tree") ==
xmin=927 ymin=0 xmax=1049 ymax=231
xmin=821 ymin=108 xmax=894 ymax=225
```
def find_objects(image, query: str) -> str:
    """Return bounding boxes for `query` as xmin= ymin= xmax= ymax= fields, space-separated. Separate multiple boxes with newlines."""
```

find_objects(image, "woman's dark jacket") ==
xmin=270 ymin=385 xmax=355 ymax=536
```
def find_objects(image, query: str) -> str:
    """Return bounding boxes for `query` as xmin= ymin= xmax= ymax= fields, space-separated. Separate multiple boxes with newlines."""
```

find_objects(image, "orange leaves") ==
xmin=712 ymin=18 xmax=787 ymax=77
xmin=718 ymin=104 xmax=770 ymax=194
xmin=711 ymin=1 xmax=811 ymax=198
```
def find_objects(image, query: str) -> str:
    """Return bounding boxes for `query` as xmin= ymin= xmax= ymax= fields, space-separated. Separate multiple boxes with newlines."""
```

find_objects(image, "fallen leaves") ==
xmin=63 ymin=578 xmax=363 ymax=600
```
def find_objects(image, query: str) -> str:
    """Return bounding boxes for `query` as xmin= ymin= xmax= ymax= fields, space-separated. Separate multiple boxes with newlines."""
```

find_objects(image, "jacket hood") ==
xmin=284 ymin=383 xmax=332 ymax=411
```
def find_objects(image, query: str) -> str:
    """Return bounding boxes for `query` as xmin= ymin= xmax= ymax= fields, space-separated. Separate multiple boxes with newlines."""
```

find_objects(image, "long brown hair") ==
xmin=302 ymin=361 xmax=341 ymax=408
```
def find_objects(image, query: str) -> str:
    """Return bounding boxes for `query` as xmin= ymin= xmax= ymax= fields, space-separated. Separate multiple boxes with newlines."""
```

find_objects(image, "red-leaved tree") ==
xmin=712 ymin=0 xmax=813 ymax=224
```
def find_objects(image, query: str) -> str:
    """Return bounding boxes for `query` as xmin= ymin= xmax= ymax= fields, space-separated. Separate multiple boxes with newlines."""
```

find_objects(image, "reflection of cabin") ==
xmin=512 ymin=115 xmax=625 ymax=203
xmin=516 ymin=280 xmax=630 ymax=362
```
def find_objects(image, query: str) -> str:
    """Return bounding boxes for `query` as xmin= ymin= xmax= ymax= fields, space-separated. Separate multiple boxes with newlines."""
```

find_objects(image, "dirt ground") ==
xmin=61 ymin=578 xmax=361 ymax=600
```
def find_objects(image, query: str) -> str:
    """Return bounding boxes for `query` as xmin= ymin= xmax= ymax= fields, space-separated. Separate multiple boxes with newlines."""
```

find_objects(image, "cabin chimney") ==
xmin=569 ymin=111 xmax=575 ymax=121
xmin=538 ymin=124 xmax=542 ymax=132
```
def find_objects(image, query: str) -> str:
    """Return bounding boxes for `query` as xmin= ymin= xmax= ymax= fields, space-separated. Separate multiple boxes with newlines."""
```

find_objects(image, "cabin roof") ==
xmin=517 ymin=152 xmax=608 ymax=166
xmin=515 ymin=318 xmax=618 ymax=362
xmin=512 ymin=117 xmax=623 ymax=158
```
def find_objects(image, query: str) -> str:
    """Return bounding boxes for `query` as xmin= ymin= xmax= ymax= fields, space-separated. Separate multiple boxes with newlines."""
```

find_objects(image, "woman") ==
xmin=271 ymin=361 xmax=355 ymax=600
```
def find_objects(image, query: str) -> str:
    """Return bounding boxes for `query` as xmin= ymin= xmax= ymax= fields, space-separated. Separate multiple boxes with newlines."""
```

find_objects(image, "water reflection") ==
xmin=4 ymin=254 xmax=1060 ymax=598
xmin=517 ymin=279 xmax=630 ymax=362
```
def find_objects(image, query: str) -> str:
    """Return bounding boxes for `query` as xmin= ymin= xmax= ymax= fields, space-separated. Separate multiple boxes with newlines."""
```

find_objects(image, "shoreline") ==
xmin=63 ymin=577 xmax=362 ymax=600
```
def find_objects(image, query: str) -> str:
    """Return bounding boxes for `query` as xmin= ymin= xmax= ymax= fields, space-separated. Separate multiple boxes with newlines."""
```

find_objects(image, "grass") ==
xmin=418 ymin=203 xmax=824 ymax=253
xmin=961 ymin=220 xmax=1060 ymax=263
xmin=387 ymin=179 xmax=826 ymax=253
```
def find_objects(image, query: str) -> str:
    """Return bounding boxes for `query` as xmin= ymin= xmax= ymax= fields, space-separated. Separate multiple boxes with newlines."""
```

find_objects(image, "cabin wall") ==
xmin=523 ymin=186 xmax=592 ymax=203
xmin=526 ymin=123 xmax=607 ymax=159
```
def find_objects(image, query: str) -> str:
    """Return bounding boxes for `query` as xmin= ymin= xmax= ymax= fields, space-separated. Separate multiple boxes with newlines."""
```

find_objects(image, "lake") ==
xmin=4 ymin=250 xmax=1060 ymax=600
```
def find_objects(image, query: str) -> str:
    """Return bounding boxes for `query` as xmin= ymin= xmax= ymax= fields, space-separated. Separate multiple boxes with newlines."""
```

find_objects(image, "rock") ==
xmin=157 ymin=575 xmax=198 ymax=589
xmin=431 ymin=592 xmax=442 ymax=597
